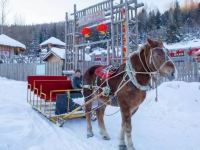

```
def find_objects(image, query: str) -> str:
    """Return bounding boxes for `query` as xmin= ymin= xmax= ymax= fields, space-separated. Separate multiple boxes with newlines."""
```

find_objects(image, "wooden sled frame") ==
xmin=27 ymin=76 xmax=68 ymax=105
xmin=27 ymin=76 xmax=85 ymax=125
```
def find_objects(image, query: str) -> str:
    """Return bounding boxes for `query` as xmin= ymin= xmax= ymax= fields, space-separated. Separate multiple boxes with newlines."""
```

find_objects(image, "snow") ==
xmin=42 ymin=47 xmax=65 ymax=60
xmin=85 ymin=53 xmax=91 ymax=61
xmin=40 ymin=37 xmax=65 ymax=47
xmin=0 ymin=34 xmax=26 ymax=49
xmin=0 ymin=77 xmax=200 ymax=150
xmin=164 ymin=38 xmax=200 ymax=50
xmin=89 ymin=47 xmax=107 ymax=56
xmin=43 ymin=47 xmax=91 ymax=61
xmin=51 ymin=47 xmax=65 ymax=59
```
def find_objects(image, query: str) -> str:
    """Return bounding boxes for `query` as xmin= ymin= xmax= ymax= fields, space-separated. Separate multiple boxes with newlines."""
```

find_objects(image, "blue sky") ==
xmin=6 ymin=0 xmax=199 ymax=25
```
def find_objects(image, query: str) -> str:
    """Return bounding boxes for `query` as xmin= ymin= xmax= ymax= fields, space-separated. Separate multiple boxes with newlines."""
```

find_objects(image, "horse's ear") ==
xmin=157 ymin=39 xmax=164 ymax=46
xmin=147 ymin=38 xmax=156 ymax=47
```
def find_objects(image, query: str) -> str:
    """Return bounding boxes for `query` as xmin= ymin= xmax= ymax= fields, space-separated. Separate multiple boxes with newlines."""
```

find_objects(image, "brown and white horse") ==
xmin=83 ymin=39 xmax=176 ymax=150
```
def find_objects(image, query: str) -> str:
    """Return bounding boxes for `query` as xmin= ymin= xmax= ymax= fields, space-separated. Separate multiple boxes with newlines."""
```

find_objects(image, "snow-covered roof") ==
xmin=164 ymin=39 xmax=200 ymax=50
xmin=43 ymin=47 xmax=91 ymax=61
xmin=40 ymin=37 xmax=65 ymax=47
xmin=43 ymin=47 xmax=65 ymax=61
xmin=0 ymin=34 xmax=26 ymax=49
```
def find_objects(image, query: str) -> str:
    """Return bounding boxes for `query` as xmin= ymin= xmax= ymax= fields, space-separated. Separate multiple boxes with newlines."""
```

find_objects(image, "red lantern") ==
xmin=80 ymin=27 xmax=91 ymax=38
xmin=96 ymin=24 xmax=108 ymax=34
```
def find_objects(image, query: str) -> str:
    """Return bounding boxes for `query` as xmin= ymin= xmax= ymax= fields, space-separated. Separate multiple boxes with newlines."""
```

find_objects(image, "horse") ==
xmin=82 ymin=38 xmax=176 ymax=150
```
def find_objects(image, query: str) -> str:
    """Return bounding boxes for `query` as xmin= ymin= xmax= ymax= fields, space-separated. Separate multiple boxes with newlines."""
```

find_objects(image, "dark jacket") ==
xmin=72 ymin=76 xmax=82 ymax=89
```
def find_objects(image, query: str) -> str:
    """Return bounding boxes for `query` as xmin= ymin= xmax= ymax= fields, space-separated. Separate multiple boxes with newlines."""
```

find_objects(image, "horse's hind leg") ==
xmin=84 ymin=89 xmax=94 ymax=138
xmin=85 ymin=102 xmax=94 ymax=138
xmin=96 ymin=105 xmax=110 ymax=140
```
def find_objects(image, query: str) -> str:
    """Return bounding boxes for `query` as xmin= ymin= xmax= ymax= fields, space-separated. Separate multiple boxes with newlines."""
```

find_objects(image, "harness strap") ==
xmin=126 ymin=54 xmax=151 ymax=91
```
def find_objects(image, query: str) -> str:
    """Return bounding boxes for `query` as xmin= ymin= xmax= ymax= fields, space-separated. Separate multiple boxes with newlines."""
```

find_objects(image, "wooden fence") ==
xmin=0 ymin=62 xmax=199 ymax=82
xmin=0 ymin=63 xmax=63 ymax=81
xmin=174 ymin=62 xmax=199 ymax=82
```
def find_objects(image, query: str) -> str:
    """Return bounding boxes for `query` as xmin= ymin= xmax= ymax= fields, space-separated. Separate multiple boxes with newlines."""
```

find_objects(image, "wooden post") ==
xmin=73 ymin=4 xmax=77 ymax=70
xmin=64 ymin=12 xmax=68 ymax=71
xmin=110 ymin=0 xmax=115 ymax=64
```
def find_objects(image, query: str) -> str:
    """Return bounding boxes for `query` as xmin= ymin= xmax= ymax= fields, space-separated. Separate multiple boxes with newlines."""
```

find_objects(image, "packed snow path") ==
xmin=0 ymin=77 xmax=199 ymax=150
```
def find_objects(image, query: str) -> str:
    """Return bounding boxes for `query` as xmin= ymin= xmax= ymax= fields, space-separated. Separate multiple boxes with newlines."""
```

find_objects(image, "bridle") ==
xmin=125 ymin=45 xmax=173 ymax=91
xmin=80 ymin=45 xmax=175 ymax=114
xmin=83 ymin=45 xmax=175 ymax=103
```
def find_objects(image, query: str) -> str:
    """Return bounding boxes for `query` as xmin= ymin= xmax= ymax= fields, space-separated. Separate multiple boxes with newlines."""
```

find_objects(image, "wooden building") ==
xmin=42 ymin=47 xmax=65 ymax=64
xmin=0 ymin=34 xmax=26 ymax=59
xmin=40 ymin=37 xmax=65 ymax=49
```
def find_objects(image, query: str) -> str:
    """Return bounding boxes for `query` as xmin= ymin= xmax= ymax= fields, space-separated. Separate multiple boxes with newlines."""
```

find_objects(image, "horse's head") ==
xmin=142 ymin=38 xmax=177 ymax=81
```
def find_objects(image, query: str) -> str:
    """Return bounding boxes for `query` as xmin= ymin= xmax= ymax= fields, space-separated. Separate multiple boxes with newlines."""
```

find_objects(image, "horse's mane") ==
xmin=128 ymin=42 xmax=150 ymax=59
xmin=133 ymin=40 xmax=163 ymax=56
xmin=138 ymin=42 xmax=151 ymax=53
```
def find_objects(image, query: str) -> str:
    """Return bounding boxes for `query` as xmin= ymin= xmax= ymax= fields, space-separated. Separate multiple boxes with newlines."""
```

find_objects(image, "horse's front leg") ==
xmin=121 ymin=110 xmax=136 ymax=150
xmin=96 ymin=105 xmax=110 ymax=140
xmin=119 ymin=124 xmax=126 ymax=150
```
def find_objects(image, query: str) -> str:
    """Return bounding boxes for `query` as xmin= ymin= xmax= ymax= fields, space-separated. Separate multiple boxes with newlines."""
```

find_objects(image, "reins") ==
xmin=78 ymin=45 xmax=173 ymax=116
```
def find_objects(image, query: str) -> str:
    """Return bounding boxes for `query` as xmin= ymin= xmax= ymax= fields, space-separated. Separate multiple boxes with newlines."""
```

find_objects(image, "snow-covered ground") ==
xmin=164 ymin=38 xmax=200 ymax=50
xmin=0 ymin=77 xmax=200 ymax=150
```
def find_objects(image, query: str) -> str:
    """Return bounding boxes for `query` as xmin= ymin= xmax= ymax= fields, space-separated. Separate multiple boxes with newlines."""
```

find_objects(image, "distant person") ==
xmin=72 ymin=69 xmax=82 ymax=89
xmin=70 ymin=69 xmax=83 ymax=111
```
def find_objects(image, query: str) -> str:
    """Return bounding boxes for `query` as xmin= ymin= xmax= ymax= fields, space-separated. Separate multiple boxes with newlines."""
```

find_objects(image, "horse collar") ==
xmin=126 ymin=53 xmax=151 ymax=91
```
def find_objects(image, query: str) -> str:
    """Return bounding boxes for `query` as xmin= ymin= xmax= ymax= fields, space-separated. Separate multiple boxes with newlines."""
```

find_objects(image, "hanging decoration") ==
xmin=122 ymin=21 xmax=126 ymax=63
xmin=174 ymin=49 xmax=184 ymax=56
xmin=194 ymin=56 xmax=199 ymax=62
xmin=168 ymin=52 xmax=174 ymax=57
xmin=96 ymin=24 xmax=108 ymax=34
xmin=187 ymin=48 xmax=199 ymax=56
xmin=80 ymin=27 xmax=91 ymax=38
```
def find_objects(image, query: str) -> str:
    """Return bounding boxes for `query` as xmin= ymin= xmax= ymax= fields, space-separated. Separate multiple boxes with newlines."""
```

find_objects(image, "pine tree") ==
xmin=138 ymin=9 xmax=148 ymax=32
xmin=155 ymin=10 xmax=162 ymax=29
xmin=138 ymin=8 xmax=148 ymax=41
xmin=166 ymin=1 xmax=182 ymax=43
xmin=173 ymin=1 xmax=182 ymax=28
xmin=147 ymin=10 xmax=156 ymax=31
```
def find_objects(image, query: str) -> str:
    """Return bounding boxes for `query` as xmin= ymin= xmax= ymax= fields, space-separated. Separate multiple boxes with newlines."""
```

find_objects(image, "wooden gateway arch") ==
xmin=64 ymin=0 xmax=144 ymax=74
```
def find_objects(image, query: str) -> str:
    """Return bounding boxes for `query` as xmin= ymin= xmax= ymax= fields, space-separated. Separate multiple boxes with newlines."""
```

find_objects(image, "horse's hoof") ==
xmin=87 ymin=132 xmax=94 ymax=138
xmin=102 ymin=135 xmax=110 ymax=140
xmin=119 ymin=145 xmax=127 ymax=150
xmin=127 ymin=147 xmax=136 ymax=150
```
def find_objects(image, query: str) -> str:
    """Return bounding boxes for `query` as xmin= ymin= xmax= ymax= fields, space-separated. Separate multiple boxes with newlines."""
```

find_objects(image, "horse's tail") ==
xmin=83 ymin=65 xmax=102 ymax=85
